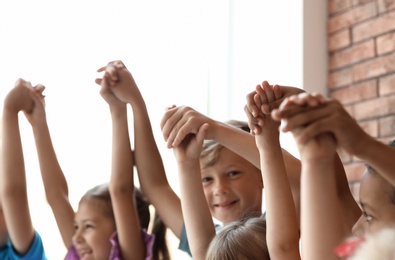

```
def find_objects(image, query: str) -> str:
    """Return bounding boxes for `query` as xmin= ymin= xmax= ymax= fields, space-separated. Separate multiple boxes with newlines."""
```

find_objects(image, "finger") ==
xmin=196 ymin=123 xmax=209 ymax=145
xmin=95 ymin=78 xmax=102 ymax=85
xmin=296 ymin=117 xmax=335 ymax=145
xmin=253 ymin=93 xmax=263 ymax=115
xmin=281 ymin=105 xmax=331 ymax=132
xmin=160 ymin=106 xmax=180 ymax=142
xmin=105 ymin=65 xmax=118 ymax=82
xmin=273 ymin=84 xmax=283 ymax=100
xmin=255 ymin=84 xmax=267 ymax=105
xmin=34 ymin=84 xmax=46 ymax=94
xmin=244 ymin=105 xmax=261 ymax=135
xmin=173 ymin=120 xmax=199 ymax=147
xmin=262 ymin=81 xmax=275 ymax=103
xmin=245 ymin=90 xmax=259 ymax=117
xmin=97 ymin=66 xmax=106 ymax=72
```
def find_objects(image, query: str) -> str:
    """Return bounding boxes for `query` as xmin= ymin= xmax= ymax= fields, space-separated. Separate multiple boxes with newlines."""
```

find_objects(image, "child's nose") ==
xmin=72 ymin=229 xmax=84 ymax=244
xmin=351 ymin=215 xmax=366 ymax=237
xmin=214 ymin=181 xmax=229 ymax=195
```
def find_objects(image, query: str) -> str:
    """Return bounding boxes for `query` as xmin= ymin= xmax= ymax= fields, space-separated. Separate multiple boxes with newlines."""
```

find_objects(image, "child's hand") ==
xmin=172 ymin=123 xmax=209 ymax=164
xmin=95 ymin=61 xmax=141 ymax=105
xmin=23 ymin=84 xmax=47 ymax=127
xmin=273 ymin=93 xmax=337 ymax=161
xmin=3 ymin=79 xmax=40 ymax=114
xmin=273 ymin=94 xmax=369 ymax=156
xmin=161 ymin=105 xmax=217 ymax=148
xmin=244 ymin=81 xmax=282 ymax=136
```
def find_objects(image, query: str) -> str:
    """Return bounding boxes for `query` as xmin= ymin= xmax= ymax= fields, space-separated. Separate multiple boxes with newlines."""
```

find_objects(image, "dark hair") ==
xmin=200 ymin=120 xmax=250 ymax=168
xmin=206 ymin=215 xmax=269 ymax=260
xmin=80 ymin=184 xmax=170 ymax=260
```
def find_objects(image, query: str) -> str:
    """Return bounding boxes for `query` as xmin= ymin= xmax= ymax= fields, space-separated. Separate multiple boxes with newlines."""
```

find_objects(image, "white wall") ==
xmin=0 ymin=1 xmax=326 ymax=259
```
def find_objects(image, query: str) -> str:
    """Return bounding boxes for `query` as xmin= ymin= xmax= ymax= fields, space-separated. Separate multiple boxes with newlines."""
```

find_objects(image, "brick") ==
xmin=353 ymin=10 xmax=395 ymax=42
xmin=329 ymin=40 xmax=375 ymax=69
xmin=377 ymin=31 xmax=395 ymax=55
xmin=329 ymin=29 xmax=351 ymax=52
xmin=378 ymin=0 xmax=395 ymax=13
xmin=330 ymin=80 xmax=377 ymax=104
xmin=352 ymin=53 xmax=395 ymax=83
xmin=344 ymin=162 xmax=366 ymax=182
xmin=379 ymin=115 xmax=395 ymax=136
xmin=359 ymin=119 xmax=379 ymax=137
xmin=329 ymin=0 xmax=352 ymax=15
xmin=328 ymin=68 xmax=353 ymax=88
xmin=353 ymin=94 xmax=395 ymax=120
xmin=379 ymin=73 xmax=395 ymax=95
xmin=328 ymin=2 xmax=377 ymax=33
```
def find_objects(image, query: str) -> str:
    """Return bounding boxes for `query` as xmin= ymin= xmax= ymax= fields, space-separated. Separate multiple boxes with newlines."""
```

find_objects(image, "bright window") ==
xmin=0 ymin=1 xmax=302 ymax=259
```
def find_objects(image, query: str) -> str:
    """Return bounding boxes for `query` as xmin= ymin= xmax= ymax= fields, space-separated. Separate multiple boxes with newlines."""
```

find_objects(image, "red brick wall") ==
xmin=328 ymin=0 xmax=395 ymax=192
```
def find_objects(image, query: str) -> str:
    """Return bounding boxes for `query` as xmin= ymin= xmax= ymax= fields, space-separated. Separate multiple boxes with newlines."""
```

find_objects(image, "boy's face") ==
xmin=352 ymin=172 xmax=395 ymax=236
xmin=200 ymin=148 xmax=263 ymax=225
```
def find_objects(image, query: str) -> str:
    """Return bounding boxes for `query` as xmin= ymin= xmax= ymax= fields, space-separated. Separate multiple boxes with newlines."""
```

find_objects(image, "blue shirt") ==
xmin=0 ymin=231 xmax=47 ymax=260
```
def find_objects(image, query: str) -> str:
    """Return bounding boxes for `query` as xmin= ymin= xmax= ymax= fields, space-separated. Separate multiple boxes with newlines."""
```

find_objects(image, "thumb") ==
xmin=195 ymin=123 xmax=209 ymax=145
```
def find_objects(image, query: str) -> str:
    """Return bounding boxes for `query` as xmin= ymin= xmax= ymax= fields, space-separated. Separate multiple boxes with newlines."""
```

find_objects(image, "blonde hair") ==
xmin=348 ymin=228 xmax=395 ymax=260
xmin=206 ymin=216 xmax=270 ymax=260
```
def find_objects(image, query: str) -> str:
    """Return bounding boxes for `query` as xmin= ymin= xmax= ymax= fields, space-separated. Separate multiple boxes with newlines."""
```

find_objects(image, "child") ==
xmin=29 ymin=61 xmax=169 ymax=259
xmin=147 ymin=84 xmax=304 ymax=256
xmin=1 ymin=79 xmax=47 ymax=259
xmin=273 ymin=93 xmax=395 ymax=258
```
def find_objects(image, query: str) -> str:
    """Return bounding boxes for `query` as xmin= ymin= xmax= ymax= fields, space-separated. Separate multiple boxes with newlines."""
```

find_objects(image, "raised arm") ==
xmin=1 ymin=79 xmax=38 ymax=253
xmin=96 ymin=61 xmax=184 ymax=238
xmin=97 ymin=63 xmax=145 ymax=260
xmin=24 ymin=84 xmax=75 ymax=248
xmin=274 ymin=94 xmax=347 ymax=259
xmin=172 ymin=123 xmax=215 ymax=260
xmin=245 ymin=82 xmax=300 ymax=259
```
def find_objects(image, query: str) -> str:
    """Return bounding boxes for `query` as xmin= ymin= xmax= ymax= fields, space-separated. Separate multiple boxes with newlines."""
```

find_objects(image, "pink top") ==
xmin=64 ymin=229 xmax=155 ymax=260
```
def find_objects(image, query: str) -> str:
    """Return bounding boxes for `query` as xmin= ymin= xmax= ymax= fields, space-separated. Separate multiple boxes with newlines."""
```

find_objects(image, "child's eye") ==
xmin=363 ymin=212 xmax=373 ymax=223
xmin=228 ymin=171 xmax=240 ymax=177
xmin=202 ymin=176 xmax=212 ymax=183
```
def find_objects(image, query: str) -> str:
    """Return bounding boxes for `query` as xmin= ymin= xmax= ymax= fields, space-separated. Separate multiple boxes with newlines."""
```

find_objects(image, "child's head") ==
xmin=352 ymin=140 xmax=395 ymax=237
xmin=206 ymin=215 xmax=269 ymax=260
xmin=72 ymin=184 xmax=116 ymax=259
xmin=200 ymin=120 xmax=263 ymax=225
xmin=73 ymin=184 xmax=169 ymax=260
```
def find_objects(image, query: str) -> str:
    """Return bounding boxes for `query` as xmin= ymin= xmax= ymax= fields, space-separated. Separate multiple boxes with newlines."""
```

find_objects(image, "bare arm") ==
xmin=98 ymin=67 xmax=145 ymax=260
xmin=0 ymin=80 xmax=36 ymax=254
xmin=98 ymin=61 xmax=184 ymax=238
xmin=174 ymin=124 xmax=215 ymax=260
xmin=248 ymin=82 xmax=300 ymax=259
xmin=29 ymin=100 xmax=75 ymax=248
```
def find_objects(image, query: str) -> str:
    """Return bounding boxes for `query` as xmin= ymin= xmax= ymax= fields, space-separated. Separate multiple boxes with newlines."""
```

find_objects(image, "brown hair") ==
xmin=80 ymin=184 xmax=170 ymax=260
xmin=206 ymin=216 xmax=270 ymax=260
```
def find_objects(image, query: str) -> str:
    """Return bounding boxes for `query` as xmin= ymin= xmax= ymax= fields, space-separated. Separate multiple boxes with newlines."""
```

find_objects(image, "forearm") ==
xmin=257 ymin=138 xmax=300 ymax=258
xmin=109 ymin=105 xmax=133 ymax=192
xmin=301 ymin=162 xmax=343 ymax=260
xmin=1 ymin=111 xmax=34 ymax=252
xmin=131 ymin=100 xmax=183 ymax=236
xmin=178 ymin=162 xmax=215 ymax=260
xmin=32 ymin=119 xmax=69 ymax=204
